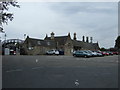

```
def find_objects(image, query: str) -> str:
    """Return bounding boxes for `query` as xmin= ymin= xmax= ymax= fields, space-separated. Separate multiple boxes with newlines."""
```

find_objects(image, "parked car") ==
xmin=46 ymin=49 xmax=59 ymax=55
xmin=46 ymin=50 xmax=55 ymax=55
xmin=58 ymin=50 xmax=64 ymax=55
xmin=55 ymin=50 xmax=59 ymax=55
xmin=107 ymin=51 xmax=113 ymax=55
xmin=112 ymin=52 xmax=118 ymax=55
xmin=101 ymin=52 xmax=109 ymax=56
xmin=10 ymin=49 xmax=16 ymax=55
xmin=83 ymin=50 xmax=96 ymax=57
xmin=92 ymin=51 xmax=103 ymax=57
xmin=73 ymin=51 xmax=76 ymax=56
xmin=73 ymin=50 xmax=92 ymax=58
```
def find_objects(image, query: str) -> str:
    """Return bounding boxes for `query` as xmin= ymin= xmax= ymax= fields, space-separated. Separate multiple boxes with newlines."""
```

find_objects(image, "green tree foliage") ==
xmin=0 ymin=1 xmax=20 ymax=33
xmin=100 ymin=47 xmax=106 ymax=51
xmin=115 ymin=36 xmax=120 ymax=49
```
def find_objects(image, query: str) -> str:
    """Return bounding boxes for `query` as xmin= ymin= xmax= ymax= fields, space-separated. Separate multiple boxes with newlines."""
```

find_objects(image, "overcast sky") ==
xmin=0 ymin=2 xmax=118 ymax=48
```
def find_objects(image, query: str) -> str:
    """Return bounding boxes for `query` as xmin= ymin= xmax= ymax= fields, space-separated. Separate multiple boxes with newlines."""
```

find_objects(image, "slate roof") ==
xmin=72 ymin=40 xmax=99 ymax=50
xmin=24 ymin=37 xmax=56 ymax=47
xmin=92 ymin=43 xmax=100 ymax=49
xmin=24 ymin=35 xmax=99 ymax=50
xmin=44 ymin=36 xmax=69 ymax=45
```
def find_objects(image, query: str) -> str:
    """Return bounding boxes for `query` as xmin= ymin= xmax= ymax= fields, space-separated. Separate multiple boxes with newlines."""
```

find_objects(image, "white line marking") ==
xmin=75 ymin=79 xmax=79 ymax=86
xmin=36 ymin=59 xmax=38 ymax=62
xmin=6 ymin=69 xmax=22 ymax=73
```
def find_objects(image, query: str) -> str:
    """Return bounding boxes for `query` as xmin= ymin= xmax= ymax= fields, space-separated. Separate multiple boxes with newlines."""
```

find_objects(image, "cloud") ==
xmin=48 ymin=2 xmax=117 ymax=15
xmin=47 ymin=2 xmax=118 ymax=47
xmin=2 ymin=2 xmax=118 ymax=49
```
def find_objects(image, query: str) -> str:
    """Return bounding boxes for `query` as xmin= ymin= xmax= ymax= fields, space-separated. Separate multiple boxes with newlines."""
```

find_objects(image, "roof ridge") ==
xmin=29 ymin=37 xmax=44 ymax=41
xmin=47 ymin=35 xmax=68 ymax=38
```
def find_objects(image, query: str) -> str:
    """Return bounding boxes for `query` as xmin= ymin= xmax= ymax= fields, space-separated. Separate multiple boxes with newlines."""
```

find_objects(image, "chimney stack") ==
xmin=44 ymin=34 xmax=48 ymax=39
xmin=73 ymin=32 xmax=76 ymax=40
xmin=68 ymin=32 xmax=70 ymax=37
xmin=90 ymin=37 xmax=93 ymax=43
xmin=82 ymin=36 xmax=85 ymax=42
xmin=86 ymin=36 xmax=89 ymax=43
xmin=51 ymin=32 xmax=55 ymax=40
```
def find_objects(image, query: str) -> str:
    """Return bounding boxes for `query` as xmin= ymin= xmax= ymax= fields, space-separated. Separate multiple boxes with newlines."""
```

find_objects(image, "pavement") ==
xmin=2 ymin=55 xmax=118 ymax=88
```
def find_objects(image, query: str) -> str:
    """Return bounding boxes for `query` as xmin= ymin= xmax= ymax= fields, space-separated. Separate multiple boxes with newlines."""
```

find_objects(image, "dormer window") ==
xmin=47 ymin=42 xmax=50 ymax=45
xmin=15 ymin=40 xmax=17 ymax=43
xmin=37 ymin=41 xmax=41 ymax=45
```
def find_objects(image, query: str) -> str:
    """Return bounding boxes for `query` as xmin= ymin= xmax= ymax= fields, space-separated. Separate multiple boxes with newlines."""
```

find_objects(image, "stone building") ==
xmin=22 ymin=36 xmax=56 ymax=55
xmin=22 ymin=32 xmax=100 ymax=55
xmin=44 ymin=32 xmax=73 ymax=55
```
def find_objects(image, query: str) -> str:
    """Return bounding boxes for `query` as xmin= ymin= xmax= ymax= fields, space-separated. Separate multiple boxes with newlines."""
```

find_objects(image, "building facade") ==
xmin=22 ymin=32 xmax=100 ymax=55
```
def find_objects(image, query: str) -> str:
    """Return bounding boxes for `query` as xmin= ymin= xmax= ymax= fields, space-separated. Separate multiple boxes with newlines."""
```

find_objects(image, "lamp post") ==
xmin=4 ymin=33 xmax=6 ymax=41
xmin=4 ymin=33 xmax=7 ymax=55
xmin=0 ymin=37 xmax=1 ymax=44
xmin=0 ymin=27 xmax=5 ymax=55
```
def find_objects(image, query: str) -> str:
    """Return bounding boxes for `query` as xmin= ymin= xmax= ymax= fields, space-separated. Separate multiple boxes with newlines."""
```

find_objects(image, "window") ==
xmin=47 ymin=42 xmax=50 ymax=45
xmin=15 ymin=40 xmax=17 ymax=43
xmin=68 ymin=43 xmax=71 ymax=47
xmin=28 ymin=47 xmax=33 ymax=50
xmin=19 ymin=40 xmax=21 ymax=43
xmin=37 ymin=41 xmax=41 ymax=45
xmin=12 ymin=40 xmax=14 ymax=42
xmin=8 ymin=40 xmax=11 ymax=43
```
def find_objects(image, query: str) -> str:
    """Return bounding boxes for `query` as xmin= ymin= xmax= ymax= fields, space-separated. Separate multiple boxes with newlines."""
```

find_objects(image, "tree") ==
xmin=0 ymin=1 xmax=20 ymax=33
xmin=100 ymin=47 xmax=106 ymax=51
xmin=115 ymin=36 xmax=120 ymax=49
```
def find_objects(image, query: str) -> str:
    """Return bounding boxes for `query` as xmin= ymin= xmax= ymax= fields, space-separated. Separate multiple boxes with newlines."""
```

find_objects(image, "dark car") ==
xmin=58 ymin=50 xmax=64 ymax=55
xmin=73 ymin=51 xmax=92 ymax=58
xmin=10 ymin=49 xmax=16 ymax=55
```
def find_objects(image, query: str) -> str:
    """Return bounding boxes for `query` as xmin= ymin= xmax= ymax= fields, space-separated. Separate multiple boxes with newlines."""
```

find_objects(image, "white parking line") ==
xmin=6 ymin=69 xmax=22 ymax=73
xmin=75 ymin=79 xmax=79 ymax=86
xmin=36 ymin=59 xmax=38 ymax=62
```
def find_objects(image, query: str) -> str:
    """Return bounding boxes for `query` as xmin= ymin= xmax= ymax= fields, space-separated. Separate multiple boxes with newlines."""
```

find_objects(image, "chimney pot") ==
xmin=74 ymin=32 xmax=77 ymax=40
xmin=51 ymin=32 xmax=55 ymax=40
xmin=86 ymin=36 xmax=89 ymax=43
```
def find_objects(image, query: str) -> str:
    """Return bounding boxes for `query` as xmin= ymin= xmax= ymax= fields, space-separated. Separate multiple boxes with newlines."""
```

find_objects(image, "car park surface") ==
xmin=2 ymin=55 xmax=118 ymax=88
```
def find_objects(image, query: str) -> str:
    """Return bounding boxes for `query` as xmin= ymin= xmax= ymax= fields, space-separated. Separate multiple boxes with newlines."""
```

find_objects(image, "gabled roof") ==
xmin=44 ymin=36 xmax=69 ymax=45
xmin=24 ymin=37 xmax=56 ymax=47
xmin=72 ymin=40 xmax=100 ymax=50
xmin=72 ymin=40 xmax=84 ymax=47
xmin=92 ymin=43 xmax=100 ymax=49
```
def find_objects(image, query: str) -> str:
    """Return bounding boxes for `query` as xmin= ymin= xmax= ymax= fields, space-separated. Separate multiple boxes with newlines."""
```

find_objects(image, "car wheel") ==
xmin=84 ymin=55 xmax=87 ymax=58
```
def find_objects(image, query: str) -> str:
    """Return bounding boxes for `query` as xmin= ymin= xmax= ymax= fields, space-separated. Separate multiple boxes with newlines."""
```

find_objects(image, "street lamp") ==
xmin=0 ymin=37 xmax=1 ymax=44
xmin=4 ymin=33 xmax=7 ymax=41
xmin=4 ymin=33 xmax=7 ymax=55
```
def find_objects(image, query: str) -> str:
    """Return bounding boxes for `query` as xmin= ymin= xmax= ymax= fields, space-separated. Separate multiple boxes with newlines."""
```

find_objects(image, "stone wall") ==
xmin=25 ymin=46 xmax=55 ymax=55
xmin=64 ymin=39 xmax=73 ymax=56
